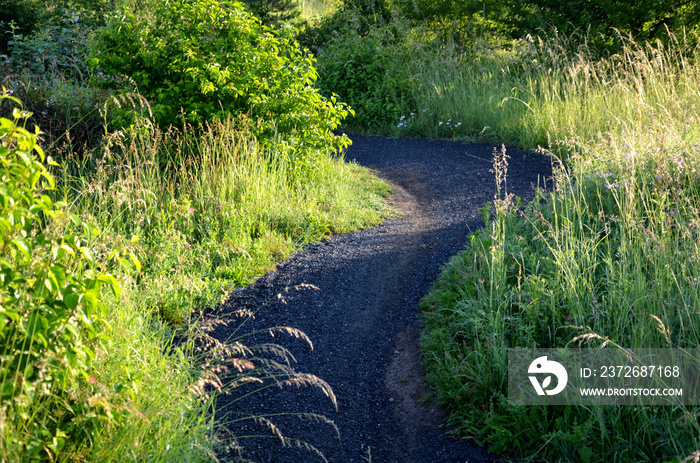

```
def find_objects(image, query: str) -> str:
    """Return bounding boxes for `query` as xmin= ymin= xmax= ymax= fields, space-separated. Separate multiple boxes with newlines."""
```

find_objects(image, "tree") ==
xmin=529 ymin=0 xmax=700 ymax=40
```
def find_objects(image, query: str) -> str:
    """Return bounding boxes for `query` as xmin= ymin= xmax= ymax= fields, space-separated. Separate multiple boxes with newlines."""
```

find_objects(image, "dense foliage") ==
xmin=416 ymin=31 xmax=700 ymax=463
xmin=0 ymin=0 xmax=44 ymax=54
xmin=9 ymin=0 xmax=700 ymax=460
xmin=240 ymin=0 xmax=300 ymax=25
xmin=1 ymin=9 xmax=109 ymax=154
xmin=90 ymin=0 xmax=351 ymax=160
xmin=0 ymin=0 xmax=393 ymax=459
xmin=394 ymin=0 xmax=700 ymax=44
xmin=0 ymin=0 xmax=115 ymax=55
xmin=0 ymin=90 xmax=128 ymax=460
xmin=313 ymin=13 xmax=416 ymax=130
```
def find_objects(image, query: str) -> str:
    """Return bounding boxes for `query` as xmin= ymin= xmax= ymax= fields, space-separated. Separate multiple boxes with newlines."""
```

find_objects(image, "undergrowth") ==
xmin=1 ymin=0 xmax=394 ymax=457
xmin=0 ymin=82 xmax=390 ymax=462
xmin=65 ymin=116 xmax=390 ymax=326
xmin=417 ymin=33 xmax=700 ymax=463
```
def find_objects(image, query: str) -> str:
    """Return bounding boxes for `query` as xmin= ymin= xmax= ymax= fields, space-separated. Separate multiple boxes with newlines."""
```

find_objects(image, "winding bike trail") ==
xmin=214 ymin=135 xmax=552 ymax=463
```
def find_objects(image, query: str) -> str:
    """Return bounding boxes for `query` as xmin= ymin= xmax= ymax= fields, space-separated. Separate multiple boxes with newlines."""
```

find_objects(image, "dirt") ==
xmin=212 ymin=135 xmax=552 ymax=463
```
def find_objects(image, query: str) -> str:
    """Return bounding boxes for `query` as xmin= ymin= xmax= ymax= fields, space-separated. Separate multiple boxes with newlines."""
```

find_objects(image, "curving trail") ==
xmin=214 ymin=135 xmax=552 ymax=463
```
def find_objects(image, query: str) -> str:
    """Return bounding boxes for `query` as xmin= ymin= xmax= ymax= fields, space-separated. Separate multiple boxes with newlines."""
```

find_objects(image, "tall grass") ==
xmin=1 ymin=108 xmax=391 ymax=461
xmin=389 ymin=31 xmax=700 ymax=153
xmin=415 ymin=32 xmax=700 ymax=462
xmin=299 ymin=0 xmax=338 ymax=19
xmin=64 ymin=117 xmax=390 ymax=325
xmin=80 ymin=287 xmax=217 ymax=462
xmin=67 ymin=117 xmax=389 ymax=457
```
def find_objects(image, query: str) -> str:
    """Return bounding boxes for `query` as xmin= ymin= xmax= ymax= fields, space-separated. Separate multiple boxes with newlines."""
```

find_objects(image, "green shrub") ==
xmin=0 ymin=0 xmax=44 ymax=55
xmin=1 ymin=0 xmax=114 ymax=56
xmin=393 ymin=0 xmax=700 ymax=48
xmin=0 ymin=90 xmax=133 ymax=460
xmin=3 ymin=12 xmax=91 ymax=80
xmin=1 ymin=13 xmax=110 ymax=154
xmin=314 ymin=13 xmax=416 ymax=130
xmin=90 ymin=0 xmax=351 ymax=161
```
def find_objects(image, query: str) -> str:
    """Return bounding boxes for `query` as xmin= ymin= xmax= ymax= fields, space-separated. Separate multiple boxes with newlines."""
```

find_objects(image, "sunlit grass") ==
xmin=63 ymin=117 xmax=391 ymax=325
xmin=64 ymin=117 xmax=390 ymax=459
xmin=299 ymin=0 xmax=338 ymax=20
xmin=391 ymin=31 xmax=700 ymax=154
xmin=415 ymin=32 xmax=700 ymax=462
xmin=0 ymin=111 xmax=391 ymax=461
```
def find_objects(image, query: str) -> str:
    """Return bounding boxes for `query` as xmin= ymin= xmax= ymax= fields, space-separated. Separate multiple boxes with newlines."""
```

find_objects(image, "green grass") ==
xmin=410 ymin=32 xmax=700 ymax=462
xmin=64 ymin=117 xmax=390 ymax=459
xmin=62 ymin=117 xmax=391 ymax=325
xmin=1 ymin=1 xmax=394 ymax=456
xmin=387 ymin=31 xmax=700 ymax=151
xmin=299 ymin=0 xmax=338 ymax=19
xmin=1 ymin=104 xmax=391 ymax=461
xmin=81 ymin=288 xmax=217 ymax=462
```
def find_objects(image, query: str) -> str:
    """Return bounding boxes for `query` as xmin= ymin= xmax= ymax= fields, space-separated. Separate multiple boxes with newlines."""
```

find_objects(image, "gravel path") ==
xmin=213 ymin=135 xmax=552 ymax=463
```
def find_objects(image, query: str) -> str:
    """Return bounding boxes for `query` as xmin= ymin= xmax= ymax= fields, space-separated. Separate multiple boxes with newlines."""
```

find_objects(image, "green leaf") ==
xmin=83 ymin=222 xmax=100 ymax=238
xmin=83 ymin=289 xmax=99 ymax=316
xmin=11 ymin=238 xmax=31 ymax=259
xmin=0 ymin=382 xmax=14 ymax=400
xmin=59 ymin=243 xmax=77 ymax=257
xmin=0 ymin=268 xmax=15 ymax=288
xmin=79 ymin=247 xmax=95 ymax=267
xmin=97 ymin=274 xmax=121 ymax=299
xmin=39 ymin=195 xmax=54 ymax=211
xmin=0 ymin=219 xmax=11 ymax=236
xmin=28 ymin=171 xmax=41 ymax=189
xmin=0 ymin=306 xmax=20 ymax=323
xmin=0 ymin=118 xmax=14 ymax=130
xmin=0 ymin=186 xmax=10 ymax=208
xmin=128 ymin=253 xmax=141 ymax=273
xmin=26 ymin=313 xmax=49 ymax=344
xmin=64 ymin=292 xmax=80 ymax=310
xmin=12 ymin=107 xmax=33 ymax=120
xmin=34 ymin=332 xmax=48 ymax=349
xmin=49 ymin=266 xmax=67 ymax=289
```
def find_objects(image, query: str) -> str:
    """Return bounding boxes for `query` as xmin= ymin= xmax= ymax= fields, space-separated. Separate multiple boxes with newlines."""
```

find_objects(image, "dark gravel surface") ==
xmin=213 ymin=135 xmax=552 ymax=463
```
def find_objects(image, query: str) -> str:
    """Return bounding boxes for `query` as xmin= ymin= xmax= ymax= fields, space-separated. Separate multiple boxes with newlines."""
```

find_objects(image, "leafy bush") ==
xmin=0 ymin=0 xmax=44 ymax=55
xmin=1 ymin=0 xmax=114 ymax=56
xmin=0 ymin=90 xmax=132 ymax=460
xmin=297 ymin=0 xmax=393 ymax=53
xmin=394 ymin=0 xmax=700 ymax=46
xmin=1 ymin=12 xmax=110 ymax=154
xmin=90 ymin=0 xmax=351 ymax=160
xmin=3 ymin=12 xmax=91 ymax=80
xmin=313 ymin=13 xmax=416 ymax=130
